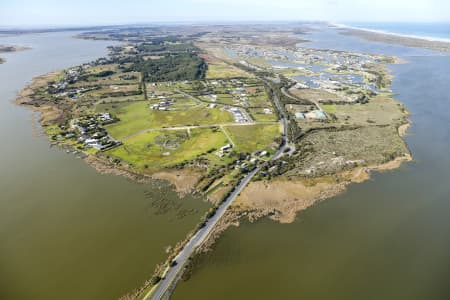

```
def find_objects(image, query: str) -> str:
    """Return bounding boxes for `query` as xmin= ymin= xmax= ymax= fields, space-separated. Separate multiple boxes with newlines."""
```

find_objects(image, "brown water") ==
xmin=173 ymin=29 xmax=450 ymax=300
xmin=0 ymin=32 xmax=210 ymax=300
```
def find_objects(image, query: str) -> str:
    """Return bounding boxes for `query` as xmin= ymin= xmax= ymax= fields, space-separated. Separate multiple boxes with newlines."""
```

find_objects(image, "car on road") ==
xmin=169 ymin=260 xmax=178 ymax=267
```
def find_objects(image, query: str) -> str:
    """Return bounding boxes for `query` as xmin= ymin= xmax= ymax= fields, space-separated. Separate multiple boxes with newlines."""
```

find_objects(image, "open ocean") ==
xmin=346 ymin=22 xmax=450 ymax=40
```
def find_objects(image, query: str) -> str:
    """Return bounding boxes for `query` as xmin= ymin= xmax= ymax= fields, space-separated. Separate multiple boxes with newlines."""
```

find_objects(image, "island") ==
xmin=0 ymin=45 xmax=29 ymax=63
xmin=16 ymin=24 xmax=411 ymax=300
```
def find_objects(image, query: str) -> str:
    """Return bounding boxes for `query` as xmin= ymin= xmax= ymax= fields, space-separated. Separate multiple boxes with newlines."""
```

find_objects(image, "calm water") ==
xmin=0 ymin=32 xmax=209 ymax=300
xmin=173 ymin=28 xmax=450 ymax=300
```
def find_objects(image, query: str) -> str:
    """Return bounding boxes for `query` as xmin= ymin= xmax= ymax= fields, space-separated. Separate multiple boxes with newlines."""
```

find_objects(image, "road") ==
xmin=147 ymin=166 xmax=261 ymax=300
xmin=146 ymin=79 xmax=289 ymax=300
xmin=219 ymin=125 xmax=235 ymax=147
xmin=268 ymin=82 xmax=288 ymax=150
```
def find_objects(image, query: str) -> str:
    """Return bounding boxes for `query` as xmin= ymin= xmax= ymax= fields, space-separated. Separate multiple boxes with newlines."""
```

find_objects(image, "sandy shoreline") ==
xmin=196 ymin=119 xmax=413 ymax=254
xmin=237 ymin=116 xmax=412 ymax=222
xmin=331 ymin=23 xmax=450 ymax=53
xmin=398 ymin=120 xmax=411 ymax=137
xmin=233 ymin=152 xmax=412 ymax=224
xmin=332 ymin=23 xmax=450 ymax=43
xmin=197 ymin=149 xmax=412 ymax=254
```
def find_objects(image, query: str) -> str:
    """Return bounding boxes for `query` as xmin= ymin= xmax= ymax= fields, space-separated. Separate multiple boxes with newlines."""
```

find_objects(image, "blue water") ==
xmin=346 ymin=22 xmax=450 ymax=40
xmin=303 ymin=28 xmax=439 ymax=57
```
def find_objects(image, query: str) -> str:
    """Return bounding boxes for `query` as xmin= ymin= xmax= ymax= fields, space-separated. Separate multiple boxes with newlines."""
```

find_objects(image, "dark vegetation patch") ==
xmin=134 ymin=52 xmax=207 ymax=82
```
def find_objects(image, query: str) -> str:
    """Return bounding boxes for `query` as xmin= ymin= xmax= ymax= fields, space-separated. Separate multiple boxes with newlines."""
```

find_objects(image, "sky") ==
xmin=0 ymin=0 xmax=449 ymax=27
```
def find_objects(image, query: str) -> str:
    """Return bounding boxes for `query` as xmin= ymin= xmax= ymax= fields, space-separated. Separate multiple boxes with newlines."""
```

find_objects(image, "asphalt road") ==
xmin=147 ymin=79 xmax=288 ymax=300
xmin=147 ymin=166 xmax=261 ymax=300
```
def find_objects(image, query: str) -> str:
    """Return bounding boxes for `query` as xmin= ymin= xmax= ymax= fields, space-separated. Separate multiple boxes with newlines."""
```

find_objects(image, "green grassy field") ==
xmin=275 ymin=67 xmax=315 ymax=78
xmin=87 ymin=84 xmax=140 ymax=98
xmin=106 ymin=128 xmax=229 ymax=169
xmin=321 ymin=104 xmax=337 ymax=114
xmin=248 ymin=108 xmax=278 ymax=122
xmin=101 ymin=101 xmax=234 ymax=139
xmin=206 ymin=61 xmax=251 ymax=79
xmin=224 ymin=124 xmax=281 ymax=153
xmin=331 ymin=95 xmax=406 ymax=126
xmin=199 ymin=94 xmax=236 ymax=106
xmin=247 ymin=91 xmax=272 ymax=108
xmin=289 ymin=88 xmax=339 ymax=102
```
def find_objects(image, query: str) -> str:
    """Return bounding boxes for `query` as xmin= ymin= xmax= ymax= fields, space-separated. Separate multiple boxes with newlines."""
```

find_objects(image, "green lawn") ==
xmin=106 ymin=128 xmax=229 ymax=169
xmin=321 ymin=104 xmax=337 ymax=114
xmin=224 ymin=124 xmax=281 ymax=153
xmin=102 ymin=101 xmax=234 ymax=139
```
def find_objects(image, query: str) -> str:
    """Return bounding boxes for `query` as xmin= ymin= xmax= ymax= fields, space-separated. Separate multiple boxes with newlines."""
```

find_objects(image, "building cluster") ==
xmin=235 ymin=150 xmax=269 ymax=171
xmin=203 ymin=79 xmax=262 ymax=108
xmin=48 ymin=65 xmax=102 ymax=99
xmin=231 ymin=87 xmax=249 ymax=106
xmin=228 ymin=45 xmax=293 ymax=62
xmin=71 ymin=113 xmax=121 ymax=150
xmin=228 ymin=107 xmax=252 ymax=123
xmin=55 ymin=86 xmax=99 ymax=99
xmin=216 ymin=143 xmax=270 ymax=172
xmin=231 ymin=44 xmax=382 ymax=97
xmin=291 ymin=48 xmax=376 ymax=70
xmin=216 ymin=143 xmax=233 ymax=157
xmin=149 ymin=96 xmax=176 ymax=111
xmin=205 ymin=78 xmax=245 ymax=89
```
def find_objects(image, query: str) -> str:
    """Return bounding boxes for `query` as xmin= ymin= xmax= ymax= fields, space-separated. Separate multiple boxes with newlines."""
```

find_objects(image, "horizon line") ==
xmin=2 ymin=20 xmax=450 ymax=32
